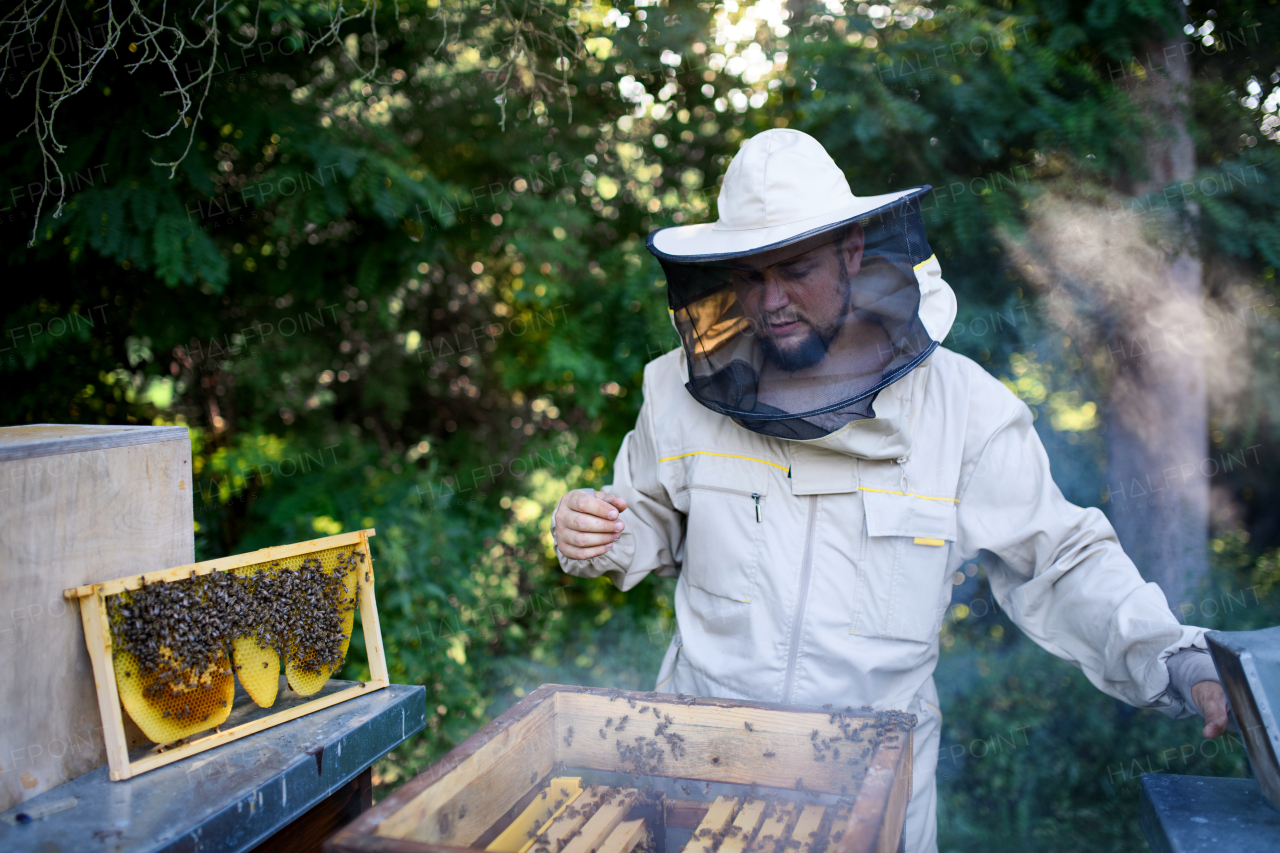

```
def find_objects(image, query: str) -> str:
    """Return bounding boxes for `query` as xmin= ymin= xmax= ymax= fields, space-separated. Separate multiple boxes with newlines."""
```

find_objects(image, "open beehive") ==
xmin=327 ymin=685 xmax=914 ymax=853
xmin=63 ymin=529 xmax=389 ymax=780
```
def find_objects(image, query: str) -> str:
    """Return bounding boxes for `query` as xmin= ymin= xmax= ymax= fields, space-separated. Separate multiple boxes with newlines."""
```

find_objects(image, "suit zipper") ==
xmin=680 ymin=484 xmax=765 ymax=523
xmin=782 ymin=495 xmax=818 ymax=703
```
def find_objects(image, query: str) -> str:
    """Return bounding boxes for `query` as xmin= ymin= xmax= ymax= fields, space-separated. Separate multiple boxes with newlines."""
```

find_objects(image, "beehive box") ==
xmin=327 ymin=685 xmax=913 ymax=853
xmin=0 ymin=424 xmax=193 ymax=809
xmin=62 ymin=529 xmax=389 ymax=780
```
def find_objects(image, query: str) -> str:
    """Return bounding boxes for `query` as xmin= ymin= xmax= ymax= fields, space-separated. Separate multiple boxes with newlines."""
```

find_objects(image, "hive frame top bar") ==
xmin=62 ymin=529 xmax=376 ymax=599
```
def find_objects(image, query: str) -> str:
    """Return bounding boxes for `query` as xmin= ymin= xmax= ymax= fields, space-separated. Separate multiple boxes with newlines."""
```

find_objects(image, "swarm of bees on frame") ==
xmin=106 ymin=546 xmax=363 ymax=743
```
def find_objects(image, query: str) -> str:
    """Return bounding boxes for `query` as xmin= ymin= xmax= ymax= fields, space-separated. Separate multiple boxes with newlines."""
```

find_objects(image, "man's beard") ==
xmin=760 ymin=321 xmax=840 ymax=371
xmin=757 ymin=248 xmax=852 ymax=372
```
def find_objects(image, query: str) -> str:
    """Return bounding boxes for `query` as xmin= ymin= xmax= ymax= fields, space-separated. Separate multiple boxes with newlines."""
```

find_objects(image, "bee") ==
xmin=639 ymin=705 xmax=650 ymax=714
xmin=703 ymin=782 xmax=711 ymax=794
xmin=681 ymin=784 xmax=691 ymax=795
xmin=600 ymin=729 xmax=607 ymax=739
xmin=605 ymin=717 xmax=613 ymax=728
xmin=833 ymin=747 xmax=840 ymax=760
xmin=743 ymin=721 xmax=753 ymax=732
xmin=763 ymin=751 xmax=776 ymax=758
xmin=811 ymin=730 xmax=818 ymax=741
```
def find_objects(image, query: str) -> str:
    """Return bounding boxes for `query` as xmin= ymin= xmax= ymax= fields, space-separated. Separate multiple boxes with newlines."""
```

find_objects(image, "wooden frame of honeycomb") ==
xmin=63 ymin=529 xmax=389 ymax=781
xmin=327 ymin=685 xmax=913 ymax=853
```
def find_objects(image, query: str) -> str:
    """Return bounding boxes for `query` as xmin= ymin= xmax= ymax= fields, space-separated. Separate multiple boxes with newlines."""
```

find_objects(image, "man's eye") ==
xmin=782 ymin=265 xmax=811 ymax=278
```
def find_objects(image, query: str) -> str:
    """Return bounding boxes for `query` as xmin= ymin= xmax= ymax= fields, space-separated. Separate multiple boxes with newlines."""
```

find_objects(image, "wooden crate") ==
xmin=62 ymin=529 xmax=390 ymax=780
xmin=0 ymin=424 xmax=193 ymax=810
xmin=326 ymin=685 xmax=913 ymax=853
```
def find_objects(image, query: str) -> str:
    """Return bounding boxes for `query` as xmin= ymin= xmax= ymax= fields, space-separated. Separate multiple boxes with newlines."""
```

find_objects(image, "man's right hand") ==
xmin=554 ymin=489 xmax=628 ymax=560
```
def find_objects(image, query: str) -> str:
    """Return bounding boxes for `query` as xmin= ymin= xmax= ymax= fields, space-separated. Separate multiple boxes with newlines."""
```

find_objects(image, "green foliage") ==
xmin=934 ymin=532 xmax=1280 ymax=852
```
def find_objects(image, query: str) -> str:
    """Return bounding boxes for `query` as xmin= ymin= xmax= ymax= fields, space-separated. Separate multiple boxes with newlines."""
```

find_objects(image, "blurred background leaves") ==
xmin=3 ymin=1 xmax=1280 ymax=850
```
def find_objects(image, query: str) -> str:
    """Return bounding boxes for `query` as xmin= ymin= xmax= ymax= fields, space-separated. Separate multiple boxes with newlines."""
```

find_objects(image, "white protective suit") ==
xmin=557 ymin=258 xmax=1208 ymax=853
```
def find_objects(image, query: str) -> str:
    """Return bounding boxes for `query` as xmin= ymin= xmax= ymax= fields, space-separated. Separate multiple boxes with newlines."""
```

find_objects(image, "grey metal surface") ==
xmin=1206 ymin=627 xmax=1280 ymax=810
xmin=1139 ymin=774 xmax=1280 ymax=853
xmin=0 ymin=424 xmax=190 ymax=460
xmin=0 ymin=682 xmax=425 ymax=853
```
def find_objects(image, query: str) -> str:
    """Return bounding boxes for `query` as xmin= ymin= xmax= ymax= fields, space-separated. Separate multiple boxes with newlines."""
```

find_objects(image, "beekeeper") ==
xmin=552 ymin=128 xmax=1228 ymax=853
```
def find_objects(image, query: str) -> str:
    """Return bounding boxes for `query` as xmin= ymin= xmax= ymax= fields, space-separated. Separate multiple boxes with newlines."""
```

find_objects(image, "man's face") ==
xmin=729 ymin=226 xmax=865 ymax=371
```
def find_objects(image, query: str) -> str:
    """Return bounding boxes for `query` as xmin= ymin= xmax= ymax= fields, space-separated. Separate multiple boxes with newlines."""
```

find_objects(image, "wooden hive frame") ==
xmin=327 ymin=684 xmax=912 ymax=853
xmin=63 ymin=529 xmax=389 ymax=780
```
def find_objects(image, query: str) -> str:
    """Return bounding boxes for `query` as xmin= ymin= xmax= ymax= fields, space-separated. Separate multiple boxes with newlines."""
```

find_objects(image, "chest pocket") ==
xmin=853 ymin=489 xmax=958 ymax=643
xmin=679 ymin=482 xmax=767 ymax=603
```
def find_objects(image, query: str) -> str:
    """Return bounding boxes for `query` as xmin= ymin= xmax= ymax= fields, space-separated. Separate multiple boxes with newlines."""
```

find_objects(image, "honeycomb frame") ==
xmin=63 ymin=529 xmax=389 ymax=781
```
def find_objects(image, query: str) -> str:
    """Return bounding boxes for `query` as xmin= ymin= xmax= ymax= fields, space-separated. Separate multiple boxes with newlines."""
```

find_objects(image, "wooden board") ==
xmin=326 ymin=686 xmax=913 ymax=853
xmin=836 ymin=727 xmax=911 ymax=853
xmin=528 ymin=785 xmax=607 ymax=853
xmin=0 ymin=426 xmax=193 ymax=810
xmin=791 ymin=805 xmax=826 ymax=853
xmin=684 ymin=795 xmax=738 ymax=853
xmin=63 ymin=530 xmax=373 ymax=598
xmin=813 ymin=805 xmax=850 ymax=853
xmin=597 ymin=820 xmax=647 ymax=853
xmin=0 ymin=424 xmax=191 ymax=461
xmin=487 ymin=778 xmax=584 ymax=853
xmin=552 ymin=690 xmax=879 ymax=796
xmin=560 ymin=789 xmax=639 ymax=853
xmin=748 ymin=802 xmax=796 ymax=853
xmin=376 ymin=693 xmax=558 ymax=845
xmin=719 ymin=798 xmax=767 ymax=853
xmin=63 ymin=529 xmax=388 ymax=781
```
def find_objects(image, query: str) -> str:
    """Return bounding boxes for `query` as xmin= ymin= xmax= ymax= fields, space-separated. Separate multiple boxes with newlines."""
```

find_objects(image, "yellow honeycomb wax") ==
xmin=114 ymin=648 xmax=233 ymax=744
xmin=232 ymin=635 xmax=280 ymax=707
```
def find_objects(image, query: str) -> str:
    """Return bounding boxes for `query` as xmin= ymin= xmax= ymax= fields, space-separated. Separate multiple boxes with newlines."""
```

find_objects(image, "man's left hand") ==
xmin=1192 ymin=681 xmax=1230 ymax=739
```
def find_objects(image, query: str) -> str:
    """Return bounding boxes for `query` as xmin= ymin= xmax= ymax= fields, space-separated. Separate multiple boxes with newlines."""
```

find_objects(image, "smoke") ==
xmin=999 ymin=192 xmax=1275 ymax=438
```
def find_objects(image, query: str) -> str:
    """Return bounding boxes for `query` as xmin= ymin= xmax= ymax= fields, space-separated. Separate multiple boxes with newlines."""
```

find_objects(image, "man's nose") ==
xmin=760 ymin=272 xmax=790 ymax=312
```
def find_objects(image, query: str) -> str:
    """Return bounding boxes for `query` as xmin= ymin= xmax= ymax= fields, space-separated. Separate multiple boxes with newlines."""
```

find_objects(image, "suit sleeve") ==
xmin=556 ymin=385 xmax=686 ymax=592
xmin=954 ymin=384 xmax=1206 ymax=718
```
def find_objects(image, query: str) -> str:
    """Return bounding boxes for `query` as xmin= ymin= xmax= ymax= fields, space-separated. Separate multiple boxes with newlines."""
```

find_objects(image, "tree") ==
xmin=782 ymin=0 xmax=1280 ymax=608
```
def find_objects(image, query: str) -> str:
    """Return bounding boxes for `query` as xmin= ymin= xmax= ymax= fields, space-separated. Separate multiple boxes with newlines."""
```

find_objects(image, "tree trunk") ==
xmin=1106 ymin=26 xmax=1209 ymax=613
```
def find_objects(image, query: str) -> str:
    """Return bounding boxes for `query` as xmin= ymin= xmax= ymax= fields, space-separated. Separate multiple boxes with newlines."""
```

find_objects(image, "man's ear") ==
xmin=842 ymin=224 xmax=866 ymax=277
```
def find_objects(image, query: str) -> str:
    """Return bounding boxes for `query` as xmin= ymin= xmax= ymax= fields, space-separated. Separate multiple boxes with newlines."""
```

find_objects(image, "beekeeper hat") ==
xmin=645 ymin=128 xmax=956 ymax=440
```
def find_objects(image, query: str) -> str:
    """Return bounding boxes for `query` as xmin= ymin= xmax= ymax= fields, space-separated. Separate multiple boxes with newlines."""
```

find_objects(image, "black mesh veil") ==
xmin=647 ymin=189 xmax=938 ymax=440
